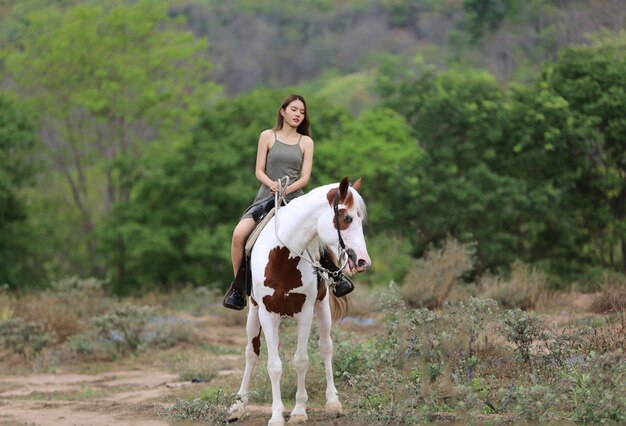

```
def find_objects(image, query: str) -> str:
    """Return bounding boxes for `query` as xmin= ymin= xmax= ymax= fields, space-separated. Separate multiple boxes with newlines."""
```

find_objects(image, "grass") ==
xmin=7 ymin=384 xmax=140 ymax=401
xmin=1 ymin=263 xmax=624 ymax=425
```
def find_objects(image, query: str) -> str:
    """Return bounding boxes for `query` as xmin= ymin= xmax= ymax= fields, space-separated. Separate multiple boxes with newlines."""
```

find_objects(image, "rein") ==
xmin=273 ymin=176 xmax=348 ymax=281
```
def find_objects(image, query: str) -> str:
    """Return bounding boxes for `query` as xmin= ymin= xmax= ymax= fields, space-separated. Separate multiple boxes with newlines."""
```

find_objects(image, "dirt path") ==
xmin=0 ymin=312 xmax=368 ymax=425
xmin=0 ymin=292 xmax=599 ymax=425
xmin=0 ymin=370 xmax=181 ymax=425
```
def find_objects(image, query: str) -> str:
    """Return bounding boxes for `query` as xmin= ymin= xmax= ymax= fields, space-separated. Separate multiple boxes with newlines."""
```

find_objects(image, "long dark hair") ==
xmin=274 ymin=94 xmax=311 ymax=137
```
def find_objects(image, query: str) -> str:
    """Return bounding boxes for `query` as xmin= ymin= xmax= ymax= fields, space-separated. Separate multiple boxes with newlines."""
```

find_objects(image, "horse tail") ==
xmin=330 ymin=291 xmax=349 ymax=322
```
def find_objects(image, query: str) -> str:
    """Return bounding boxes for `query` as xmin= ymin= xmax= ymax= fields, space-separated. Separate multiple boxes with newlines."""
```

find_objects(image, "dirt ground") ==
xmin=0 ymin=305 xmax=376 ymax=426
xmin=0 ymin=292 xmax=598 ymax=425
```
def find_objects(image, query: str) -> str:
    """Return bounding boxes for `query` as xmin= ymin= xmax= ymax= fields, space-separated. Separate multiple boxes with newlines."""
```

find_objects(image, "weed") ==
xmin=0 ymin=318 xmax=55 ymax=359
xmin=580 ymin=311 xmax=626 ymax=354
xmin=11 ymin=277 xmax=112 ymax=342
xmin=89 ymin=303 xmax=154 ymax=354
xmin=172 ymin=352 xmax=218 ymax=382
xmin=500 ymin=309 xmax=545 ymax=364
xmin=157 ymin=387 xmax=234 ymax=423
xmin=479 ymin=261 xmax=550 ymax=310
xmin=401 ymin=237 xmax=474 ymax=309
xmin=591 ymin=273 xmax=626 ymax=313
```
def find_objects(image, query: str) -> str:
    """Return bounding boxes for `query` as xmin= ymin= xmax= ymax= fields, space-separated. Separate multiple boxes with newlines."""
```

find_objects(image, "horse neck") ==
xmin=273 ymin=191 xmax=327 ymax=254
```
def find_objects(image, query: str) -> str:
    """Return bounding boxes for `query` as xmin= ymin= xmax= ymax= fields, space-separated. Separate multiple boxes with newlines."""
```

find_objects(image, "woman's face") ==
xmin=281 ymin=100 xmax=306 ymax=129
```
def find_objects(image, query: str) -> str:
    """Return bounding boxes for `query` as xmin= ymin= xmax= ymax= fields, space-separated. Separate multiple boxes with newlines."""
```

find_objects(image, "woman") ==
xmin=222 ymin=94 xmax=353 ymax=310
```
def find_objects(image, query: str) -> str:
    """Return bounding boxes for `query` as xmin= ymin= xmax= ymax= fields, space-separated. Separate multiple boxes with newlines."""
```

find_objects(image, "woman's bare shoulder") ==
xmin=257 ymin=129 xmax=275 ymax=145
xmin=300 ymin=135 xmax=314 ymax=146
xmin=260 ymin=129 xmax=275 ymax=139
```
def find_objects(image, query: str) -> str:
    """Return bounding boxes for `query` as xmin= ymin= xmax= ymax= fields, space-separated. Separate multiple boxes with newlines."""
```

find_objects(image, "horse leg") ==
xmin=259 ymin=312 xmax=285 ymax=426
xmin=229 ymin=300 xmax=261 ymax=421
xmin=289 ymin=307 xmax=314 ymax=423
xmin=315 ymin=297 xmax=342 ymax=416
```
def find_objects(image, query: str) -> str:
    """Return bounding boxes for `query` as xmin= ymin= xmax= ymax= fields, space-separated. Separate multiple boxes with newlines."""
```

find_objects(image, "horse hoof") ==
xmin=228 ymin=401 xmax=246 ymax=421
xmin=325 ymin=401 xmax=343 ymax=417
xmin=268 ymin=417 xmax=285 ymax=426
xmin=288 ymin=414 xmax=308 ymax=424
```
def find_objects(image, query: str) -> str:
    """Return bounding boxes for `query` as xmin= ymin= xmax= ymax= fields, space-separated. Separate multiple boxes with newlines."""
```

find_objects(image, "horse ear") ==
xmin=352 ymin=178 xmax=362 ymax=192
xmin=339 ymin=177 xmax=350 ymax=199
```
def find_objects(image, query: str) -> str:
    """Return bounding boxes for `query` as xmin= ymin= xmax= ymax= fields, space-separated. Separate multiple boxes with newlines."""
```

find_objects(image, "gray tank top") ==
xmin=241 ymin=132 xmax=304 ymax=219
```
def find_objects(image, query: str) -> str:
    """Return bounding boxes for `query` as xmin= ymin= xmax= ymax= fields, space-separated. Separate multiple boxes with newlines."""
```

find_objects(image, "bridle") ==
xmin=333 ymin=189 xmax=357 ymax=270
xmin=273 ymin=177 xmax=350 ymax=280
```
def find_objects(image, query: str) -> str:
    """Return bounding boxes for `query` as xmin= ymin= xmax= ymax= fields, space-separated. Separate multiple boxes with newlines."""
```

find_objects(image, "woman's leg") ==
xmin=231 ymin=218 xmax=257 ymax=276
xmin=223 ymin=218 xmax=257 ymax=310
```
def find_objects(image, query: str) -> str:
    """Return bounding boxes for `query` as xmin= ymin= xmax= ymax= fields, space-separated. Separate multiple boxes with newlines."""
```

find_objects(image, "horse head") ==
xmin=319 ymin=177 xmax=371 ymax=275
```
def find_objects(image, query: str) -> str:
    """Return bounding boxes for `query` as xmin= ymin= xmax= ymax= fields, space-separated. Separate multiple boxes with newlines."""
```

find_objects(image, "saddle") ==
xmin=233 ymin=197 xmax=277 ymax=296
xmin=234 ymin=197 xmax=343 ymax=297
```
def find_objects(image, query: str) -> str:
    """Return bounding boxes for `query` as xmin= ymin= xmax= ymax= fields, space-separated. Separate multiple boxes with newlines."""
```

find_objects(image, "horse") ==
xmin=228 ymin=177 xmax=371 ymax=426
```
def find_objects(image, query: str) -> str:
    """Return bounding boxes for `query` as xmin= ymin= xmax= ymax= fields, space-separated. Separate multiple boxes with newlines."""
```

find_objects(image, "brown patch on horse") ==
xmin=317 ymin=279 xmax=327 ymax=301
xmin=252 ymin=327 xmax=262 ymax=356
xmin=250 ymin=296 xmax=258 ymax=306
xmin=262 ymin=246 xmax=306 ymax=317
xmin=326 ymin=179 xmax=355 ymax=231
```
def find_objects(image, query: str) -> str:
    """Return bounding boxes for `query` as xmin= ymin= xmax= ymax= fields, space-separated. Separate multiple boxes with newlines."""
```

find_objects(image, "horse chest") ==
xmin=257 ymin=246 xmax=315 ymax=317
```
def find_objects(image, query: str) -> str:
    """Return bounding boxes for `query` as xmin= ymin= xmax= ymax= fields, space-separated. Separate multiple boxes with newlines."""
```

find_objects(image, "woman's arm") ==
xmin=286 ymin=136 xmax=314 ymax=195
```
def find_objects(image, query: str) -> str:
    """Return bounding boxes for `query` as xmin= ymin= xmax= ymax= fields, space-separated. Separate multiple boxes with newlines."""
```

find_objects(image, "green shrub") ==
xmin=89 ymin=304 xmax=154 ymax=354
xmin=500 ymin=309 xmax=545 ymax=364
xmin=157 ymin=388 xmax=235 ymax=424
xmin=0 ymin=318 xmax=55 ymax=359
xmin=479 ymin=261 xmax=549 ymax=310
xmin=401 ymin=237 xmax=474 ymax=309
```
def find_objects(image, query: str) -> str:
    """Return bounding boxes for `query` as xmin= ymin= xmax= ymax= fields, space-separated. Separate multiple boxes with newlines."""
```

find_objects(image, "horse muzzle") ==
xmin=345 ymin=248 xmax=371 ymax=273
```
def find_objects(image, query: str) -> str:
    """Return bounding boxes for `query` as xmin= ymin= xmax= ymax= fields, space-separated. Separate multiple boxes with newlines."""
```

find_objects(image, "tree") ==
xmin=544 ymin=32 xmax=626 ymax=273
xmin=380 ymin=66 xmax=529 ymax=273
xmin=3 ymin=0 xmax=219 ymax=276
xmin=98 ymin=89 xmax=283 ymax=292
xmin=314 ymin=106 xmax=420 ymax=230
xmin=0 ymin=94 xmax=44 ymax=288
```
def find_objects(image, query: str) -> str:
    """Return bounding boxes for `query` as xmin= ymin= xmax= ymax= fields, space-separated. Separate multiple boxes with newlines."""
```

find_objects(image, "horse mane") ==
xmin=330 ymin=291 xmax=349 ymax=323
xmin=316 ymin=241 xmax=349 ymax=322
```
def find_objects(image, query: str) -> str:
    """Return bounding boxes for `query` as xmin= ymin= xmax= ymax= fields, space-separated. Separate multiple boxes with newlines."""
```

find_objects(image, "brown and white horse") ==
xmin=229 ymin=177 xmax=371 ymax=425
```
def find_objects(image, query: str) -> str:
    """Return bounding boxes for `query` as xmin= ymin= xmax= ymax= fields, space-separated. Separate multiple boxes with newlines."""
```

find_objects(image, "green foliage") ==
xmin=315 ymin=105 xmax=420 ymax=231
xmin=342 ymin=287 xmax=622 ymax=423
xmin=0 ymin=94 xmax=45 ymax=289
xmin=378 ymin=37 xmax=626 ymax=286
xmin=98 ymin=86 xmax=407 ymax=291
xmin=98 ymin=88 xmax=285 ymax=291
xmin=479 ymin=261 xmax=549 ymax=310
xmin=500 ymin=309 xmax=545 ymax=364
xmin=401 ymin=237 xmax=475 ymax=309
xmin=0 ymin=317 xmax=55 ymax=359
xmin=3 ymin=0 xmax=219 ymax=279
xmin=157 ymin=389 xmax=235 ymax=424
xmin=381 ymin=65 xmax=530 ymax=273
xmin=89 ymin=303 xmax=155 ymax=354
xmin=463 ymin=0 xmax=518 ymax=40
xmin=544 ymin=33 xmax=626 ymax=277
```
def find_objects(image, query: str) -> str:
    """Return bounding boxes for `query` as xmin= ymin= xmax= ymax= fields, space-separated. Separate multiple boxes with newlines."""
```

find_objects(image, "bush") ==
xmin=0 ymin=318 xmax=55 ymax=359
xmin=591 ymin=272 xmax=626 ymax=313
xmin=500 ymin=309 xmax=545 ymax=364
xmin=12 ymin=277 xmax=111 ymax=342
xmin=89 ymin=304 xmax=154 ymax=354
xmin=479 ymin=261 xmax=549 ymax=310
xmin=157 ymin=387 xmax=235 ymax=424
xmin=401 ymin=237 xmax=474 ymax=309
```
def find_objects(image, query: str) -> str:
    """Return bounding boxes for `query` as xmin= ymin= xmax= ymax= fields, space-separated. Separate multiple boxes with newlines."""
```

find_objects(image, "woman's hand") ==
xmin=269 ymin=180 xmax=279 ymax=193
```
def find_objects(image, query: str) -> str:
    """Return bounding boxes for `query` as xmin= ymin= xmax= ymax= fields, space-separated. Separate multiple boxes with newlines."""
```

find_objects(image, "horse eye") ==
xmin=344 ymin=215 xmax=353 ymax=224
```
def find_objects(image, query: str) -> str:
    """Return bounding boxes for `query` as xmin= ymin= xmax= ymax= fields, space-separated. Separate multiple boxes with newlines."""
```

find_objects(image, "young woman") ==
xmin=222 ymin=94 xmax=353 ymax=310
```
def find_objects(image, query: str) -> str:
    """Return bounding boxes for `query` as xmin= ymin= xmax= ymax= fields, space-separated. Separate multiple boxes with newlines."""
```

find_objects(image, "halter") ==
xmin=273 ymin=177 xmax=349 ymax=281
